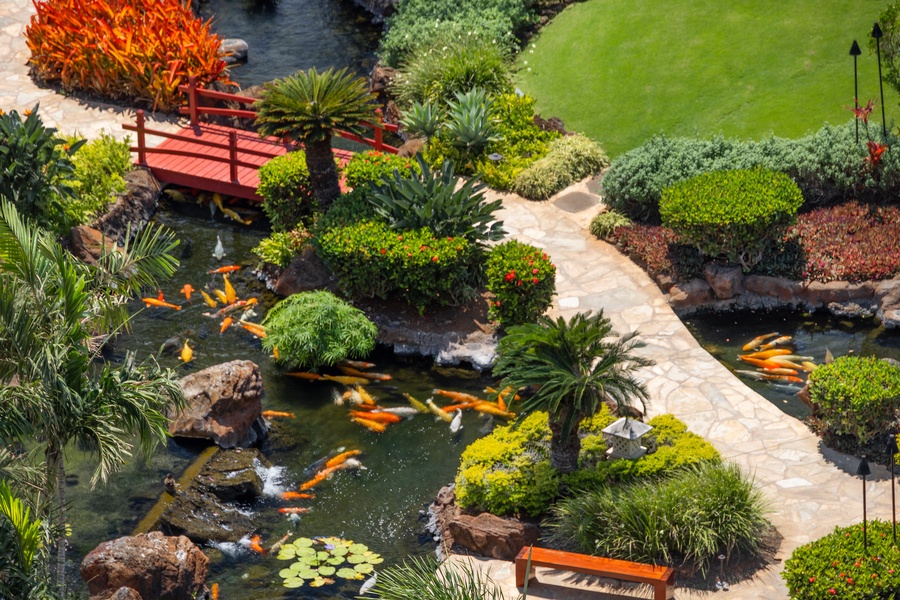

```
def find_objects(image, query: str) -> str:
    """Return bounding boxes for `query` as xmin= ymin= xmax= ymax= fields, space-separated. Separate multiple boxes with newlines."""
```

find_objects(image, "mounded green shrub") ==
xmin=544 ymin=462 xmax=769 ymax=575
xmin=313 ymin=187 xmax=381 ymax=235
xmin=485 ymin=240 xmax=556 ymax=328
xmin=258 ymin=151 xmax=316 ymax=232
xmin=808 ymin=355 xmax=900 ymax=444
xmin=315 ymin=220 xmax=480 ymax=313
xmin=66 ymin=132 xmax=132 ymax=227
xmin=341 ymin=151 xmax=419 ymax=190
xmin=252 ymin=228 xmax=310 ymax=268
xmin=589 ymin=210 xmax=632 ymax=240
xmin=511 ymin=134 xmax=609 ymax=200
xmin=659 ymin=169 xmax=803 ymax=270
xmin=783 ymin=520 xmax=900 ymax=599
xmin=261 ymin=290 xmax=377 ymax=369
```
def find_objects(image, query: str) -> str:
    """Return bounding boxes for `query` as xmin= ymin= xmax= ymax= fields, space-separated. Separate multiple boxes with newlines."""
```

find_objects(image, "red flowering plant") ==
xmin=485 ymin=240 xmax=556 ymax=328
xmin=341 ymin=150 xmax=420 ymax=189
xmin=848 ymin=99 xmax=889 ymax=171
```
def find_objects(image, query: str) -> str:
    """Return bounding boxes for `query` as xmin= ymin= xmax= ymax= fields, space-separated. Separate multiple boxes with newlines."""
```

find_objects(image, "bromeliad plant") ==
xmin=26 ymin=0 xmax=227 ymax=111
xmin=276 ymin=536 xmax=382 ymax=589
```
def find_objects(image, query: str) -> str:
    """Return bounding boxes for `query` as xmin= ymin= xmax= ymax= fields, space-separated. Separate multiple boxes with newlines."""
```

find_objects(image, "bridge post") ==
xmin=136 ymin=110 xmax=147 ymax=166
xmin=374 ymin=109 xmax=384 ymax=151
xmin=229 ymin=130 xmax=238 ymax=183
xmin=188 ymin=76 xmax=199 ymax=127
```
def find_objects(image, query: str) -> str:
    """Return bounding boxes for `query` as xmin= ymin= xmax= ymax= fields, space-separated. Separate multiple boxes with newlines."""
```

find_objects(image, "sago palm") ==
xmin=494 ymin=311 xmax=653 ymax=473
xmin=0 ymin=200 xmax=184 ymax=595
xmin=255 ymin=67 xmax=378 ymax=209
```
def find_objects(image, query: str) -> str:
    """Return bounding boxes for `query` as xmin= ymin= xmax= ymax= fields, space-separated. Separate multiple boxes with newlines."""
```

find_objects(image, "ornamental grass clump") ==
xmin=26 ymin=0 xmax=227 ymax=111
xmin=659 ymin=169 xmax=803 ymax=271
xmin=485 ymin=240 xmax=556 ymax=328
xmin=511 ymin=134 xmax=609 ymax=200
xmin=783 ymin=520 xmax=900 ymax=599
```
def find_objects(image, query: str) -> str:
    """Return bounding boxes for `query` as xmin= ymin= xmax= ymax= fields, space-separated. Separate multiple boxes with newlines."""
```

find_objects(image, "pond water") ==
xmin=64 ymin=210 xmax=496 ymax=598
xmin=684 ymin=309 xmax=900 ymax=420
xmin=197 ymin=0 xmax=382 ymax=87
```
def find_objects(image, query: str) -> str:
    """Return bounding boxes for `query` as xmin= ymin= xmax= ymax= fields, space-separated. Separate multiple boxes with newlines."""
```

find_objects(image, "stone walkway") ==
xmin=3 ymin=5 xmax=894 ymax=598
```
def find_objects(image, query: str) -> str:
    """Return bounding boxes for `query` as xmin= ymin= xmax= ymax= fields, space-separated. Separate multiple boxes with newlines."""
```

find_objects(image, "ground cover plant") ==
xmin=516 ymin=0 xmax=900 ymax=156
xmin=26 ymin=0 xmax=227 ymax=112
xmin=782 ymin=520 xmax=900 ymax=599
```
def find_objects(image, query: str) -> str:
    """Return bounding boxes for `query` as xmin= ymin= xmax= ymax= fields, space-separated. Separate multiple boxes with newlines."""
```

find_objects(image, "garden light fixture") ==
xmin=889 ymin=434 xmax=898 ymax=542
xmin=872 ymin=23 xmax=888 ymax=139
xmin=857 ymin=455 xmax=871 ymax=551
xmin=488 ymin=153 xmax=504 ymax=162
xmin=850 ymin=40 xmax=862 ymax=144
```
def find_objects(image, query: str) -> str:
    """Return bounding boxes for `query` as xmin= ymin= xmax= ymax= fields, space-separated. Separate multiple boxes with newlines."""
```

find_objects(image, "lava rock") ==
xmin=199 ymin=447 xmax=268 ymax=502
xmin=156 ymin=483 xmax=256 ymax=544
xmin=69 ymin=226 xmax=121 ymax=266
xmin=91 ymin=169 xmax=161 ymax=243
xmin=447 ymin=512 xmax=539 ymax=561
xmin=273 ymin=246 xmax=337 ymax=296
xmin=703 ymin=262 xmax=744 ymax=300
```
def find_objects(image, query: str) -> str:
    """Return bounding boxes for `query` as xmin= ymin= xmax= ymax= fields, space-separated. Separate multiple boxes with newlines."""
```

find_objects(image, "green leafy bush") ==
xmin=66 ymin=132 xmax=132 ymax=226
xmin=261 ymin=290 xmax=377 ymax=369
xmin=660 ymin=169 xmax=803 ymax=270
xmin=258 ymin=151 xmax=316 ymax=232
xmin=783 ymin=520 xmax=900 ymax=599
xmin=393 ymin=36 xmax=513 ymax=107
xmin=252 ymin=228 xmax=311 ymax=268
xmin=545 ymin=462 xmax=769 ymax=575
xmin=808 ymin=355 xmax=900 ymax=444
xmin=341 ymin=151 xmax=419 ymax=190
xmin=485 ymin=240 xmax=556 ymax=327
xmin=511 ymin=134 xmax=609 ymax=200
xmin=370 ymin=156 xmax=504 ymax=244
xmin=313 ymin=187 xmax=381 ymax=235
xmin=316 ymin=221 xmax=480 ymax=312
xmin=590 ymin=210 xmax=632 ymax=240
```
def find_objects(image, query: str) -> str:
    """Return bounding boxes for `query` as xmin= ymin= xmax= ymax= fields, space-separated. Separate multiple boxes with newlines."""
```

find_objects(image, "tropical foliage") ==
xmin=511 ymin=134 xmax=609 ymax=200
xmin=0 ymin=480 xmax=51 ymax=600
xmin=275 ymin=536 xmax=382 ymax=589
xmin=65 ymin=132 xmax=132 ymax=227
xmin=262 ymin=291 xmax=377 ymax=369
xmin=361 ymin=555 xmax=506 ymax=600
xmin=26 ymin=0 xmax=227 ymax=111
xmin=255 ymin=68 xmax=378 ymax=208
xmin=342 ymin=151 xmax=419 ymax=190
xmin=494 ymin=311 xmax=653 ymax=473
xmin=252 ymin=228 xmax=310 ymax=268
xmin=589 ymin=210 xmax=632 ymax=241
xmin=257 ymin=151 xmax=316 ymax=232
xmin=485 ymin=240 xmax=556 ymax=328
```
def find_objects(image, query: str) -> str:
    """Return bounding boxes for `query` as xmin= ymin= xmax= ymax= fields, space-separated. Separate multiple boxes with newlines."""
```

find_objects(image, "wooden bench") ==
xmin=515 ymin=546 xmax=675 ymax=600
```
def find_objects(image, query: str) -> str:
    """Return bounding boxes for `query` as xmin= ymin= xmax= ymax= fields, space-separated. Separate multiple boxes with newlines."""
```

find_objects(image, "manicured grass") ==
xmin=516 ymin=0 xmax=900 ymax=156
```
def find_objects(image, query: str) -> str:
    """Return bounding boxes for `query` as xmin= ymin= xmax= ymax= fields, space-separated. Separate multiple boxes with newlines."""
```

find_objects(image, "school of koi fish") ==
xmin=734 ymin=332 xmax=819 ymax=388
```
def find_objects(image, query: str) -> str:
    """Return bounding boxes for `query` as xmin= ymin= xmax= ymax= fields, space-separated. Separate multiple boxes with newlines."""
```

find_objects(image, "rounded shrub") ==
xmin=252 ymin=228 xmax=310 ymax=268
xmin=313 ymin=187 xmax=381 ymax=235
xmin=511 ymin=134 xmax=608 ymax=200
xmin=659 ymin=169 xmax=803 ymax=270
xmin=589 ymin=210 xmax=632 ymax=240
xmin=341 ymin=151 xmax=419 ymax=190
xmin=258 ymin=151 xmax=316 ymax=232
xmin=808 ymin=355 xmax=900 ymax=444
xmin=783 ymin=520 xmax=900 ymax=599
xmin=485 ymin=240 xmax=556 ymax=328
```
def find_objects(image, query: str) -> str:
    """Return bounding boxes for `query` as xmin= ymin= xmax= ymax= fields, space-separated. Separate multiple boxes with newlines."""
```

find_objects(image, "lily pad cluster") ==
xmin=277 ymin=536 xmax=382 ymax=588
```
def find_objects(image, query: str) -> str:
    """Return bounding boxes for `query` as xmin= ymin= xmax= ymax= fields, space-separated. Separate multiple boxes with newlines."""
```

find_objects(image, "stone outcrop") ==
xmin=169 ymin=360 xmax=268 ymax=448
xmin=703 ymin=263 xmax=743 ymax=299
xmin=90 ymin=170 xmax=161 ymax=243
xmin=273 ymin=246 xmax=337 ymax=296
xmin=202 ymin=447 xmax=267 ymax=503
xmin=80 ymin=532 xmax=208 ymax=600
xmin=219 ymin=38 xmax=248 ymax=65
xmin=69 ymin=226 xmax=120 ymax=266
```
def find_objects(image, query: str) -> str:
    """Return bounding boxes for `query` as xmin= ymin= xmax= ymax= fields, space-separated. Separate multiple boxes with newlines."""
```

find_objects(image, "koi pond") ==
xmin=64 ymin=211 xmax=495 ymax=598
xmin=684 ymin=308 xmax=900 ymax=419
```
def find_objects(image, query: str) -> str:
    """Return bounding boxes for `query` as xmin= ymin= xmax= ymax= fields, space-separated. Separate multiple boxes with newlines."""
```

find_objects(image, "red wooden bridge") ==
xmin=124 ymin=78 xmax=400 ymax=201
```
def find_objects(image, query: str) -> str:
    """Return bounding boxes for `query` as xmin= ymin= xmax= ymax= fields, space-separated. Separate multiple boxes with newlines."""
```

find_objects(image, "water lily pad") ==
xmin=347 ymin=554 xmax=367 ymax=564
xmin=349 ymin=543 xmax=369 ymax=554
xmin=282 ymin=578 xmax=304 ymax=588
xmin=279 ymin=568 xmax=295 ymax=578
xmin=367 ymin=557 xmax=384 ymax=564
xmin=316 ymin=551 xmax=330 ymax=561
xmin=326 ymin=557 xmax=344 ymax=566
xmin=336 ymin=567 xmax=360 ymax=579
xmin=354 ymin=563 xmax=374 ymax=574
xmin=276 ymin=550 xmax=295 ymax=560
xmin=293 ymin=537 xmax=314 ymax=547
xmin=330 ymin=546 xmax=349 ymax=557
xmin=309 ymin=577 xmax=326 ymax=588
xmin=298 ymin=568 xmax=319 ymax=579
xmin=318 ymin=566 xmax=336 ymax=576
xmin=295 ymin=546 xmax=315 ymax=556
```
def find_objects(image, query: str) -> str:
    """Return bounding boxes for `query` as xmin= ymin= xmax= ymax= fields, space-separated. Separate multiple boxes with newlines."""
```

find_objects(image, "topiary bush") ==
xmin=258 ymin=151 xmax=316 ymax=232
xmin=252 ymin=228 xmax=311 ymax=268
xmin=485 ymin=241 xmax=556 ymax=328
xmin=783 ymin=520 xmax=900 ymax=599
xmin=659 ymin=169 xmax=803 ymax=270
xmin=511 ymin=134 xmax=609 ymax=200
xmin=65 ymin=132 xmax=132 ymax=227
xmin=261 ymin=290 xmax=377 ymax=369
xmin=341 ymin=151 xmax=419 ymax=190
xmin=807 ymin=355 xmax=900 ymax=445
xmin=589 ymin=210 xmax=632 ymax=241
xmin=26 ymin=0 xmax=227 ymax=112
xmin=313 ymin=187 xmax=381 ymax=235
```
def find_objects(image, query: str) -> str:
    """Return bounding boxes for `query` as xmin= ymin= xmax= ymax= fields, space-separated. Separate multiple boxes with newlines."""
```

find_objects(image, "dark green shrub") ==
xmin=808 ymin=355 xmax=900 ymax=444
xmin=545 ymin=462 xmax=769 ymax=575
xmin=0 ymin=105 xmax=84 ymax=234
xmin=589 ymin=210 xmax=632 ymax=240
xmin=485 ymin=240 xmax=556 ymax=327
xmin=783 ymin=520 xmax=900 ymax=599
xmin=313 ymin=187 xmax=381 ymax=235
xmin=660 ymin=169 xmax=803 ymax=270
xmin=252 ymin=228 xmax=310 ymax=268
xmin=511 ymin=134 xmax=609 ymax=200
xmin=370 ymin=156 xmax=505 ymax=244
xmin=341 ymin=151 xmax=419 ymax=190
xmin=258 ymin=151 xmax=316 ymax=232
xmin=65 ymin=132 xmax=132 ymax=226
xmin=261 ymin=290 xmax=377 ymax=369
xmin=315 ymin=220 xmax=480 ymax=313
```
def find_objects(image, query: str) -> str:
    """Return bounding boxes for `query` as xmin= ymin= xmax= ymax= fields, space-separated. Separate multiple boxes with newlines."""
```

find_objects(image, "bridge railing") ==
xmin=177 ymin=76 xmax=400 ymax=154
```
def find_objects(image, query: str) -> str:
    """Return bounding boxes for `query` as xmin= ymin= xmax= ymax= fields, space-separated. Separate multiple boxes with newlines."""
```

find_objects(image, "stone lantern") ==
xmin=601 ymin=418 xmax=652 ymax=460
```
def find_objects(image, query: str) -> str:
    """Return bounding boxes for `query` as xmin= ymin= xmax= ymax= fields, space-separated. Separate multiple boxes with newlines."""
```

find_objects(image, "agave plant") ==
xmin=401 ymin=99 xmax=444 ymax=139
xmin=444 ymin=87 xmax=501 ymax=154
xmin=276 ymin=536 xmax=383 ymax=589
xmin=370 ymin=155 xmax=505 ymax=244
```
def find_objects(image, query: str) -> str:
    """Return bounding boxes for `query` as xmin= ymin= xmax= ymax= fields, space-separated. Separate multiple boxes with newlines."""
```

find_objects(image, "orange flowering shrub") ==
xmin=26 ymin=0 xmax=228 ymax=111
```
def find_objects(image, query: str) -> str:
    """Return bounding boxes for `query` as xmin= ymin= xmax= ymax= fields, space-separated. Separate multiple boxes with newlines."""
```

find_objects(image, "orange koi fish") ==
xmin=338 ymin=359 xmax=376 ymax=369
xmin=268 ymin=533 xmax=292 ymax=554
xmin=351 ymin=404 xmax=378 ymax=412
xmin=210 ymin=583 xmax=219 ymax=600
xmin=273 ymin=346 xmax=281 ymax=360
xmin=280 ymin=491 xmax=315 ymax=500
xmin=180 ymin=284 xmax=194 ymax=300
xmin=298 ymin=466 xmax=337 ymax=490
xmin=210 ymin=298 xmax=257 ymax=318
xmin=761 ymin=367 xmax=799 ymax=376
xmin=742 ymin=348 xmax=792 ymax=360
xmin=213 ymin=289 xmax=228 ymax=304
xmin=801 ymin=361 xmax=818 ymax=372
xmin=262 ymin=410 xmax=294 ymax=419
xmin=220 ymin=317 xmax=233 ymax=334
xmin=200 ymin=290 xmax=218 ymax=308
xmin=362 ymin=372 xmax=392 ymax=381
xmin=325 ymin=449 xmax=361 ymax=469
xmin=741 ymin=332 xmax=779 ymax=351
xmin=224 ymin=274 xmax=237 ymax=304
xmin=157 ymin=289 xmax=164 ymax=301
xmin=351 ymin=416 xmax=387 ymax=432
xmin=322 ymin=374 xmax=368 ymax=386
xmin=442 ymin=401 xmax=478 ymax=412
xmin=758 ymin=335 xmax=793 ymax=351
xmin=337 ymin=366 xmax=392 ymax=380
xmin=737 ymin=356 xmax=784 ymax=370
xmin=209 ymin=265 xmax=241 ymax=274
xmin=761 ymin=374 xmax=804 ymax=383
xmin=434 ymin=389 xmax=482 ymax=404
xmin=142 ymin=297 xmax=181 ymax=310
xmin=286 ymin=372 xmax=322 ymax=380
xmin=238 ymin=321 xmax=267 ymax=338
xmin=249 ymin=535 xmax=266 ymax=555
xmin=472 ymin=401 xmax=515 ymax=419
xmin=278 ymin=507 xmax=310 ymax=514
xmin=350 ymin=410 xmax=400 ymax=424
xmin=355 ymin=385 xmax=376 ymax=405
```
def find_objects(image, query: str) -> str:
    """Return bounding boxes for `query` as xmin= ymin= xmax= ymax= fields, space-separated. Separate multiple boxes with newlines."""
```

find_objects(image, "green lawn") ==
xmin=516 ymin=0 xmax=900 ymax=156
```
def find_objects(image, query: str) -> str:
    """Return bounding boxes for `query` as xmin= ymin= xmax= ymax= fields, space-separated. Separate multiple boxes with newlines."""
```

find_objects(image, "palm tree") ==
xmin=494 ymin=311 xmax=654 ymax=474
xmin=0 ymin=200 xmax=184 ymax=595
xmin=255 ymin=67 xmax=378 ymax=210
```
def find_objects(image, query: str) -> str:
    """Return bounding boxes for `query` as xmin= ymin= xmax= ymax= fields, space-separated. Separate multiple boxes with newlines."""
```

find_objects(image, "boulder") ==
xmin=883 ymin=308 xmax=900 ymax=329
xmin=201 ymin=447 xmax=268 ymax=502
xmin=827 ymin=301 xmax=877 ymax=319
xmin=156 ymin=482 xmax=256 ymax=544
xmin=397 ymin=137 xmax=426 ymax=158
xmin=169 ymin=360 xmax=268 ymax=448
xmin=667 ymin=278 xmax=712 ymax=311
xmin=743 ymin=275 xmax=801 ymax=302
xmin=273 ymin=246 xmax=337 ymax=297
xmin=368 ymin=63 xmax=398 ymax=97
xmin=801 ymin=281 xmax=875 ymax=307
xmin=80 ymin=532 xmax=207 ymax=600
xmin=219 ymin=38 xmax=248 ymax=64
xmin=69 ymin=226 xmax=120 ymax=266
xmin=447 ymin=513 xmax=540 ymax=561
xmin=703 ymin=262 xmax=743 ymax=300
xmin=91 ymin=170 xmax=161 ymax=243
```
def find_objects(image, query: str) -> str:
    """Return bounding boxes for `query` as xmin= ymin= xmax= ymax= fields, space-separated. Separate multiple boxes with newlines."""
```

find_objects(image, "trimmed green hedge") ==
xmin=485 ymin=240 xmax=556 ymax=328
xmin=659 ymin=169 xmax=803 ymax=270
xmin=258 ymin=151 xmax=316 ymax=232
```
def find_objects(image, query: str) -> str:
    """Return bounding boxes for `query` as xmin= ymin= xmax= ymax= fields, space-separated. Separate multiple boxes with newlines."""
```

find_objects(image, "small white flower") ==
xmin=529 ymin=49 xmax=533 ymax=54
xmin=531 ymin=43 xmax=536 ymax=48
xmin=527 ymin=67 xmax=531 ymax=71
xmin=523 ymin=60 xmax=527 ymax=65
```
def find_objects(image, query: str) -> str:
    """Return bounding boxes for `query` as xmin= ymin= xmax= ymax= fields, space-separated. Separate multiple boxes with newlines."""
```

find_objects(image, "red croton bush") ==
xmin=26 ymin=0 xmax=228 ymax=111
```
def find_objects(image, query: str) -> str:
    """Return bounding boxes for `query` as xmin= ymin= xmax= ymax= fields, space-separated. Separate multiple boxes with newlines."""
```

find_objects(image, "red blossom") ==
xmin=532 ymin=268 xmax=538 ymax=274
xmin=532 ymin=278 xmax=538 ymax=284
xmin=380 ymin=248 xmax=387 ymax=254
xmin=431 ymin=256 xmax=438 ymax=262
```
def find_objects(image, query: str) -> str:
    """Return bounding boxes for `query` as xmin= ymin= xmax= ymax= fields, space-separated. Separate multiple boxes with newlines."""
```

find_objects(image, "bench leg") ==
xmin=654 ymin=580 xmax=675 ymax=600
xmin=514 ymin=556 xmax=534 ymax=588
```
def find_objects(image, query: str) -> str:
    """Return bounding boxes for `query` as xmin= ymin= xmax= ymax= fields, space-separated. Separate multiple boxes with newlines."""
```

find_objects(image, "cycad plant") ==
xmin=255 ymin=67 xmax=378 ymax=209
xmin=494 ymin=311 xmax=653 ymax=473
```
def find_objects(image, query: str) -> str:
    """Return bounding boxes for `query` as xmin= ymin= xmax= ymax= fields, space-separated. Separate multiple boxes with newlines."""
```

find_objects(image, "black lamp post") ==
xmin=889 ymin=434 xmax=899 ymax=543
xmin=872 ymin=23 xmax=888 ymax=139
xmin=851 ymin=40 xmax=863 ymax=144
xmin=858 ymin=456 xmax=871 ymax=551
